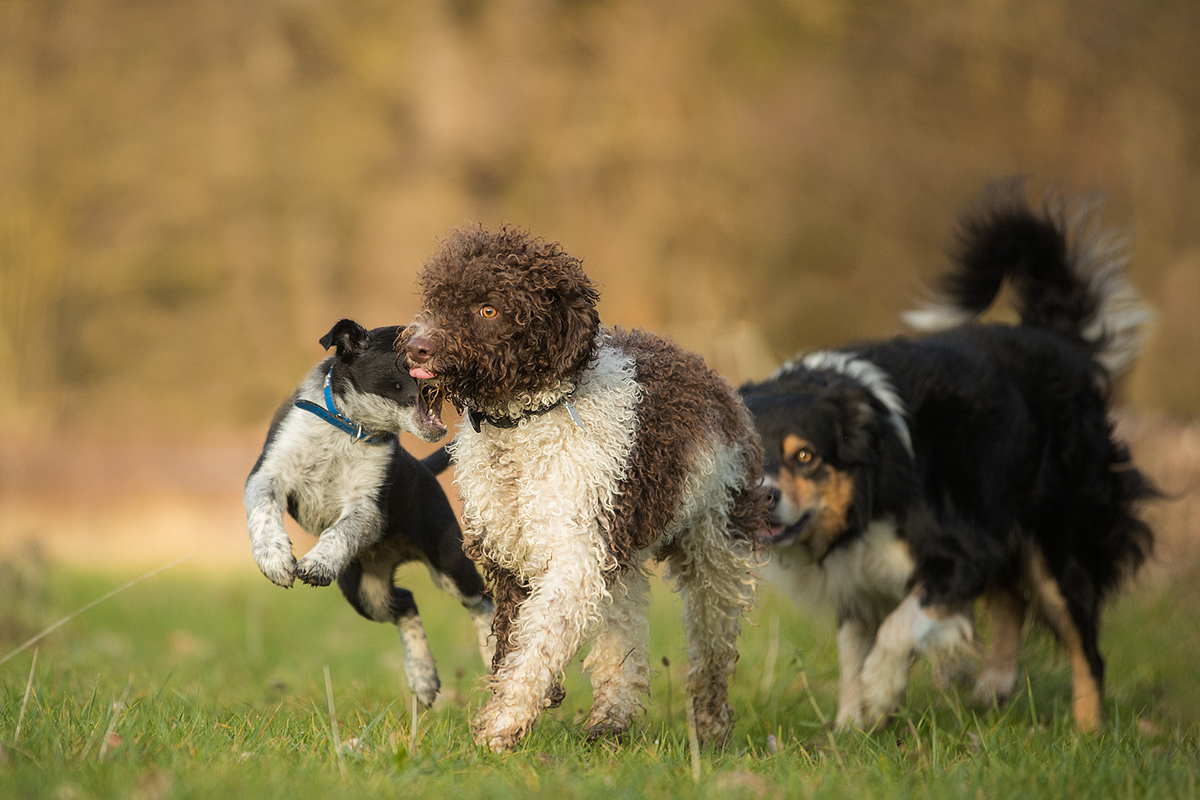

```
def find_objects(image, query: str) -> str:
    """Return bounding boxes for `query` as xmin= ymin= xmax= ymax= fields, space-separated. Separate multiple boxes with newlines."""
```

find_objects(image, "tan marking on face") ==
xmin=1029 ymin=549 xmax=1102 ymax=732
xmin=779 ymin=434 xmax=855 ymax=559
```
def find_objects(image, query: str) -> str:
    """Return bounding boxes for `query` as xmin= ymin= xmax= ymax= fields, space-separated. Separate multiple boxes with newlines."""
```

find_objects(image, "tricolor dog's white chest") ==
xmin=766 ymin=519 xmax=914 ymax=622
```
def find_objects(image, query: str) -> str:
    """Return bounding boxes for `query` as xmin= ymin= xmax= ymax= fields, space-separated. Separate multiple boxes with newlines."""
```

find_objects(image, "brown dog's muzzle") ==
xmin=405 ymin=335 xmax=439 ymax=381
xmin=407 ymin=335 xmax=437 ymax=365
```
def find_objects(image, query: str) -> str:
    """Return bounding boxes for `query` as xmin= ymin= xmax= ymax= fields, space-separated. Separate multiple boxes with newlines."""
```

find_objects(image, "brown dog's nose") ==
xmin=407 ymin=336 xmax=437 ymax=364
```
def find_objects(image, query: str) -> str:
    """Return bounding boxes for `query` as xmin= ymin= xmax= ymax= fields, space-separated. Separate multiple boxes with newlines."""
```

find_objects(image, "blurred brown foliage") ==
xmin=1 ymin=0 xmax=1198 ymax=437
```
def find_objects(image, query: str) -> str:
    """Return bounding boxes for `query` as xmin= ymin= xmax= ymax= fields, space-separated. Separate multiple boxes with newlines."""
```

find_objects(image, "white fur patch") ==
xmin=859 ymin=592 xmax=973 ymax=725
xmin=340 ymin=382 xmax=445 ymax=443
xmin=901 ymin=305 xmax=975 ymax=332
xmin=765 ymin=519 xmax=914 ymax=623
xmin=452 ymin=340 xmax=640 ymax=582
xmin=784 ymin=351 xmax=914 ymax=459
xmin=835 ymin=617 xmax=875 ymax=729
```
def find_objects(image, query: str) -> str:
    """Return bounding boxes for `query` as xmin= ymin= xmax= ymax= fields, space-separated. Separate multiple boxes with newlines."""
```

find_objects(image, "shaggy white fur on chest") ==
xmin=450 ymin=342 xmax=640 ymax=583
xmin=259 ymin=410 xmax=392 ymax=533
xmin=766 ymin=519 xmax=914 ymax=623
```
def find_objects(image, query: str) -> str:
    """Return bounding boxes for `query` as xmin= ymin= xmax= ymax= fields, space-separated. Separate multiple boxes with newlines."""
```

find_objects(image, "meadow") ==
xmin=1 ymin=552 xmax=1197 ymax=800
xmin=3 ymin=2 xmax=1199 ymax=796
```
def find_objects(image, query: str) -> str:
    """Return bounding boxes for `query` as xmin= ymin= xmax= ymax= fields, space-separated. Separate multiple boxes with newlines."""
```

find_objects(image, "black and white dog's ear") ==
xmin=319 ymin=319 xmax=369 ymax=358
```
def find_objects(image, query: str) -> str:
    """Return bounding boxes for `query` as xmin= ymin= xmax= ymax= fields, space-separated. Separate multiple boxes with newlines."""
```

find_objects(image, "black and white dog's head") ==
xmin=320 ymin=319 xmax=448 ymax=442
xmin=740 ymin=355 xmax=915 ymax=561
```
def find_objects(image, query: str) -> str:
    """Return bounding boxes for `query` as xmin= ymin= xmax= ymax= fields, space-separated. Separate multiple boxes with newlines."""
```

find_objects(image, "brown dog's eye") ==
xmin=479 ymin=306 xmax=498 ymax=319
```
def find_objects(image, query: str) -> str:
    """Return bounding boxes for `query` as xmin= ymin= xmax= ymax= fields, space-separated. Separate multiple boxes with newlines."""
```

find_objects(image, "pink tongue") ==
xmin=409 ymin=367 xmax=436 ymax=380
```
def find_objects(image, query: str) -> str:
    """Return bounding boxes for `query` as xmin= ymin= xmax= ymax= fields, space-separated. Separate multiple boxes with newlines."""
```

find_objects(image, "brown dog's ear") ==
xmin=319 ymin=319 xmax=369 ymax=359
xmin=548 ymin=274 xmax=600 ymax=377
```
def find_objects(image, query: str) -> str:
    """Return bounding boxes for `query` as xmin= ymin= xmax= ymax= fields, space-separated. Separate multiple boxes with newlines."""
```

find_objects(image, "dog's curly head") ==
xmin=400 ymin=225 xmax=601 ymax=412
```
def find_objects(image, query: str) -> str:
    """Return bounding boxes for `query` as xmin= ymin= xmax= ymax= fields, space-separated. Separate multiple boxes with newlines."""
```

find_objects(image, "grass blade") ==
xmin=324 ymin=666 xmax=345 ymax=777
xmin=0 ymin=555 xmax=194 ymax=667
xmin=684 ymin=694 xmax=701 ymax=785
xmin=14 ymin=647 xmax=38 ymax=741
xmin=98 ymin=675 xmax=134 ymax=760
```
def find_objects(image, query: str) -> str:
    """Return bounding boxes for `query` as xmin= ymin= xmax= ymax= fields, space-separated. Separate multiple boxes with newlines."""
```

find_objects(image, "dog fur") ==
xmin=399 ymin=226 xmax=767 ymax=752
xmin=244 ymin=318 xmax=494 ymax=707
xmin=739 ymin=187 xmax=1156 ymax=732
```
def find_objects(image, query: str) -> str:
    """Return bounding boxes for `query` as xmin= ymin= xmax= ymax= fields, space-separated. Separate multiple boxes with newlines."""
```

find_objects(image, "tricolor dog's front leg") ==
xmin=245 ymin=472 xmax=297 ymax=588
xmin=834 ymin=615 xmax=877 ymax=730
xmin=472 ymin=526 xmax=607 ymax=753
xmin=860 ymin=590 xmax=973 ymax=729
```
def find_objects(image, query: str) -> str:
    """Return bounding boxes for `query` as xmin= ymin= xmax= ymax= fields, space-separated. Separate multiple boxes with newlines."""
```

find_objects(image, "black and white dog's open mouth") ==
xmin=416 ymin=379 xmax=447 ymax=435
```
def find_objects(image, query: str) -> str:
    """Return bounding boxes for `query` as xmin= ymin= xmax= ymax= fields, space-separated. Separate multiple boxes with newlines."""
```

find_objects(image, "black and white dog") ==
xmin=245 ymin=319 xmax=493 ymax=707
xmin=740 ymin=188 xmax=1156 ymax=732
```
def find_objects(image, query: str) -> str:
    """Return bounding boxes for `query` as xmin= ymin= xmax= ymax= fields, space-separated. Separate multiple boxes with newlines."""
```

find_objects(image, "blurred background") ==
xmin=0 ymin=0 xmax=1197 ymax=570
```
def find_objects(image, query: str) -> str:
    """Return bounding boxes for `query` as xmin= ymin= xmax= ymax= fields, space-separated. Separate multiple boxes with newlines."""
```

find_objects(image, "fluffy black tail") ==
xmin=905 ymin=184 xmax=1152 ymax=376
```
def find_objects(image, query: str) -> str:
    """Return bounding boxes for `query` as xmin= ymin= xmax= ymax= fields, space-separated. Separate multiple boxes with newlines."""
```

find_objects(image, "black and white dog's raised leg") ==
xmin=294 ymin=504 xmax=386 ymax=587
xmin=338 ymin=554 xmax=441 ymax=708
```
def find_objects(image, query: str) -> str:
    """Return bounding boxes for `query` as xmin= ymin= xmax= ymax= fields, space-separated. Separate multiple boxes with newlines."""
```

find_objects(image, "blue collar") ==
xmin=294 ymin=370 xmax=389 ymax=445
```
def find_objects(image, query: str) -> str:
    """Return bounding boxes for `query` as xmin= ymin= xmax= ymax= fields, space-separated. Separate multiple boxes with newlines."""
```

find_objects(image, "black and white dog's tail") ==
xmin=905 ymin=183 xmax=1153 ymax=377
xmin=420 ymin=445 xmax=453 ymax=475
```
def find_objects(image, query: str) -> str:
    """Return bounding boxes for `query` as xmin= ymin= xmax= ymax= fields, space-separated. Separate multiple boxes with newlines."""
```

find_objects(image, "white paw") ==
xmin=405 ymin=654 xmax=441 ymax=709
xmin=860 ymin=651 xmax=908 ymax=730
xmin=254 ymin=543 xmax=296 ymax=588
xmin=834 ymin=703 xmax=866 ymax=731
xmin=473 ymin=701 xmax=534 ymax=753
xmin=973 ymin=666 xmax=1018 ymax=706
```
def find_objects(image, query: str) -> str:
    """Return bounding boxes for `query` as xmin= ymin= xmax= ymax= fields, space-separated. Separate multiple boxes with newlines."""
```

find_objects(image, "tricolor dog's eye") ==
xmin=793 ymin=447 xmax=815 ymax=465
xmin=479 ymin=305 xmax=498 ymax=319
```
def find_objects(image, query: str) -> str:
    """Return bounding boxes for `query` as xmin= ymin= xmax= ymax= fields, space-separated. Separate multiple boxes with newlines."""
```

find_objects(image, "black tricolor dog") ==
xmin=740 ymin=187 xmax=1156 ymax=732
xmin=245 ymin=319 xmax=493 ymax=707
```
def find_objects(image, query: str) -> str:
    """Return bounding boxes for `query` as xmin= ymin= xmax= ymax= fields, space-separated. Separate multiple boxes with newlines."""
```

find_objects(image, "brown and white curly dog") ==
xmin=399 ymin=226 xmax=767 ymax=753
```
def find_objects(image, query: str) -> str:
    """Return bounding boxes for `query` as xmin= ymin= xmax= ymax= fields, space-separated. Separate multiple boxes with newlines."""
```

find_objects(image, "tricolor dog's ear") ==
xmin=319 ymin=319 xmax=369 ymax=359
xmin=832 ymin=387 xmax=881 ymax=466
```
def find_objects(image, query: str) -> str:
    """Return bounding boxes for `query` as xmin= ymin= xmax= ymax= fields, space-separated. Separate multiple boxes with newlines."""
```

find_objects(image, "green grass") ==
xmin=1 ymin=561 xmax=1198 ymax=799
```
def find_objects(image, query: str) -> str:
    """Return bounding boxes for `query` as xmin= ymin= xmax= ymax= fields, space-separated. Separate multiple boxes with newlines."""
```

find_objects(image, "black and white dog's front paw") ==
xmin=293 ymin=554 xmax=337 ymax=587
xmin=254 ymin=544 xmax=297 ymax=588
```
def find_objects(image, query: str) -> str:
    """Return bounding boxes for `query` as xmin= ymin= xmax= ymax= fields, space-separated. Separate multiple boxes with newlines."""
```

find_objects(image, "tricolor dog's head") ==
xmin=740 ymin=370 xmax=907 ymax=561
xmin=320 ymin=319 xmax=447 ymax=442
xmin=397 ymin=225 xmax=601 ymax=422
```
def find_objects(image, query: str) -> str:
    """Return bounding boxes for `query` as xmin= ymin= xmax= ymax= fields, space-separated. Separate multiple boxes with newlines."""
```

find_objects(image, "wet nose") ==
xmin=407 ymin=336 xmax=437 ymax=364
xmin=764 ymin=485 xmax=781 ymax=511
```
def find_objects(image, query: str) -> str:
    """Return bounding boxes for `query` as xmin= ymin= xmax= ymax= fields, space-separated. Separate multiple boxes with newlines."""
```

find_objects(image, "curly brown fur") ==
xmin=604 ymin=327 xmax=767 ymax=566
xmin=399 ymin=225 xmax=764 ymax=752
xmin=403 ymin=225 xmax=600 ymax=414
